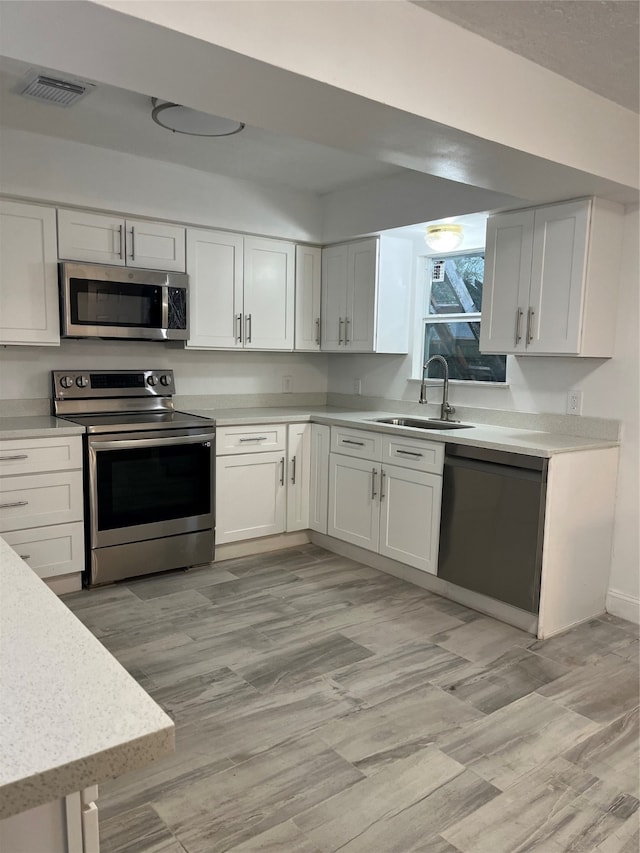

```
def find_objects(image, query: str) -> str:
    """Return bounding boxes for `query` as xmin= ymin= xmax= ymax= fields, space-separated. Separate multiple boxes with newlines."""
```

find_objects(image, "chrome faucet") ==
xmin=418 ymin=355 xmax=457 ymax=421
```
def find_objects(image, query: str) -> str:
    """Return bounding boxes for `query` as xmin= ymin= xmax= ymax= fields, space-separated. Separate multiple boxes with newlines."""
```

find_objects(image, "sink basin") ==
xmin=373 ymin=417 xmax=473 ymax=431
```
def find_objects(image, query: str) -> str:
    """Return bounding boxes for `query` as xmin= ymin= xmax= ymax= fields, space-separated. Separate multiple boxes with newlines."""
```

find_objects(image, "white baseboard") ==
xmin=214 ymin=531 xmax=310 ymax=562
xmin=606 ymin=588 xmax=640 ymax=624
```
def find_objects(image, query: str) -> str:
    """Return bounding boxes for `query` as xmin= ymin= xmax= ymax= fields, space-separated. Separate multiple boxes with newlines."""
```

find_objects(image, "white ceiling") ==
xmin=415 ymin=0 xmax=639 ymax=113
xmin=0 ymin=0 xmax=636 ymax=210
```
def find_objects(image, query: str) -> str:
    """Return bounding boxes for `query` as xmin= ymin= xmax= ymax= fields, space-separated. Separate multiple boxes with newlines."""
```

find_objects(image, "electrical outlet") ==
xmin=353 ymin=378 xmax=362 ymax=395
xmin=282 ymin=375 xmax=293 ymax=393
xmin=566 ymin=390 xmax=583 ymax=415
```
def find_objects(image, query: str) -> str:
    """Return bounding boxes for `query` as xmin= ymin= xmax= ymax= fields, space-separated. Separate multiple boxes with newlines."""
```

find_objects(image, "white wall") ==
xmin=0 ymin=128 xmax=323 ymax=242
xmin=328 ymin=205 xmax=640 ymax=617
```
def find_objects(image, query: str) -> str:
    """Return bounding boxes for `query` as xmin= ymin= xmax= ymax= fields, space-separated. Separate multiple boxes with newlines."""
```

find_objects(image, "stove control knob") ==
xmin=159 ymin=374 xmax=171 ymax=386
xmin=60 ymin=375 xmax=74 ymax=389
xmin=147 ymin=375 xmax=158 ymax=386
xmin=76 ymin=375 xmax=89 ymax=388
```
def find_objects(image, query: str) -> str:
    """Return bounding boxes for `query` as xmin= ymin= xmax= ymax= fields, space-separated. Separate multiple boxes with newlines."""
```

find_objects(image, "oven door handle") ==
xmin=89 ymin=432 xmax=215 ymax=451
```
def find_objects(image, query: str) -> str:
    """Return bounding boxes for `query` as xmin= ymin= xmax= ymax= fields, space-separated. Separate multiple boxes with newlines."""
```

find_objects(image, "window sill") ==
xmin=408 ymin=378 xmax=510 ymax=388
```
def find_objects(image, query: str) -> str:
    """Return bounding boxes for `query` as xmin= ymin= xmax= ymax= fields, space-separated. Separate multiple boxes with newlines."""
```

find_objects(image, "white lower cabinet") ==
xmin=0 ymin=786 xmax=99 ymax=853
xmin=216 ymin=423 xmax=310 ymax=544
xmin=309 ymin=424 xmax=330 ymax=534
xmin=327 ymin=428 xmax=444 ymax=574
xmin=0 ymin=436 xmax=84 ymax=583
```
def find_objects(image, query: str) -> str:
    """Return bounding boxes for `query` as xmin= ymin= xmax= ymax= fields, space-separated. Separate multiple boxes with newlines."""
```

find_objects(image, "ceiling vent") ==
xmin=17 ymin=73 xmax=94 ymax=107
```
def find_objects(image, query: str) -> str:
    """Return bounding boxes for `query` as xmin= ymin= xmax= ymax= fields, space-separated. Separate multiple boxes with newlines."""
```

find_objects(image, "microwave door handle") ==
xmin=161 ymin=286 xmax=169 ymax=332
xmin=90 ymin=433 xmax=215 ymax=451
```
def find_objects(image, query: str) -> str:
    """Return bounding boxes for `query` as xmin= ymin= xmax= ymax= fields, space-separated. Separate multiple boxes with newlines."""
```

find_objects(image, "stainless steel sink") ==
xmin=373 ymin=417 xmax=473 ymax=431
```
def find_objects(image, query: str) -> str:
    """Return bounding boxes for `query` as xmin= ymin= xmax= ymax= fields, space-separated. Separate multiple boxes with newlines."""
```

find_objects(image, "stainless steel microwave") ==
xmin=59 ymin=262 xmax=189 ymax=341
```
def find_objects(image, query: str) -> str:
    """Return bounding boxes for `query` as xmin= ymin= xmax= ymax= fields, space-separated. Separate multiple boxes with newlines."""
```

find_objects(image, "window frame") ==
xmin=412 ymin=248 xmax=508 ymax=386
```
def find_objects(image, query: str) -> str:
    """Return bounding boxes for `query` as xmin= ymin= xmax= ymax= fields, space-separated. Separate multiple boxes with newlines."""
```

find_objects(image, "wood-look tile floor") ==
xmin=63 ymin=546 xmax=640 ymax=853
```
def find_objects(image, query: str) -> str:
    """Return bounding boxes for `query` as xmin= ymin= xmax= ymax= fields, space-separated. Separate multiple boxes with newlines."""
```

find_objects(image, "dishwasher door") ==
xmin=438 ymin=446 xmax=547 ymax=614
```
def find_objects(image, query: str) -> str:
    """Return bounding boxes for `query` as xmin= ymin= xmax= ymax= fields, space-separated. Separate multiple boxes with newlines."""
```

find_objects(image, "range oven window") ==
xmin=95 ymin=441 xmax=211 ymax=530
xmin=70 ymin=278 xmax=163 ymax=328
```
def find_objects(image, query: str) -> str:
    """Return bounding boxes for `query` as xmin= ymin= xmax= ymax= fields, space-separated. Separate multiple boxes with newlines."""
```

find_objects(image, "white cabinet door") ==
xmin=309 ymin=424 xmax=330 ymax=534
xmin=57 ymin=208 xmax=125 ymax=265
xmin=295 ymin=245 xmax=321 ymax=351
xmin=3 ymin=522 xmax=84 ymax=579
xmin=286 ymin=423 xmax=311 ymax=532
xmin=0 ymin=200 xmax=60 ymax=346
xmin=379 ymin=464 xmax=442 ymax=574
xmin=321 ymin=243 xmax=349 ymax=351
xmin=480 ymin=208 xmax=534 ymax=355
xmin=347 ymin=239 xmax=377 ymax=351
xmin=243 ymin=237 xmax=295 ymax=350
xmin=216 ymin=450 xmax=286 ymax=544
xmin=126 ymin=219 xmax=185 ymax=272
xmin=186 ymin=228 xmax=244 ymax=349
xmin=527 ymin=200 xmax=589 ymax=355
xmin=328 ymin=454 xmax=379 ymax=552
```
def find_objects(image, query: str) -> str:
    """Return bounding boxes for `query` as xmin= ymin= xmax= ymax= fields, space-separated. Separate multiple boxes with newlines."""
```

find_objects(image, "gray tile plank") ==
xmin=99 ymin=803 xmax=186 ymax=853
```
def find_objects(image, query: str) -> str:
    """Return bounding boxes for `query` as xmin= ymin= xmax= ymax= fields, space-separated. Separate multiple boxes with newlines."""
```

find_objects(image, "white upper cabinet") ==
xmin=243 ymin=237 xmax=295 ymax=350
xmin=0 ymin=200 xmax=60 ymax=346
xmin=186 ymin=228 xmax=244 ymax=349
xmin=294 ymin=245 xmax=322 ymax=351
xmin=187 ymin=231 xmax=295 ymax=351
xmin=321 ymin=235 xmax=412 ymax=353
xmin=57 ymin=208 xmax=186 ymax=272
xmin=480 ymin=198 xmax=624 ymax=357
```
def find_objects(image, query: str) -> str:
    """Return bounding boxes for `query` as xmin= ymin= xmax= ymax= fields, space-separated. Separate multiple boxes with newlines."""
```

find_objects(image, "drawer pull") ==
xmin=396 ymin=450 xmax=423 ymax=458
xmin=18 ymin=554 xmax=30 ymax=561
xmin=0 ymin=454 xmax=29 ymax=461
xmin=342 ymin=439 xmax=365 ymax=446
xmin=239 ymin=436 xmax=268 ymax=442
xmin=0 ymin=500 xmax=29 ymax=509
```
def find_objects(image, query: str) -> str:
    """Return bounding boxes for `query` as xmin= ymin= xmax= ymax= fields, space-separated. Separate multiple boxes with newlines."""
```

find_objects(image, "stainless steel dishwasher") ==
xmin=437 ymin=444 xmax=548 ymax=614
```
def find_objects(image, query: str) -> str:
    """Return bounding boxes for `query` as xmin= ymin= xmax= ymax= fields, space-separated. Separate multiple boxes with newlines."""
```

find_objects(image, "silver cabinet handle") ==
xmin=18 ymin=554 xmax=30 ymax=560
xmin=526 ymin=308 xmax=535 ymax=345
xmin=117 ymin=224 xmax=124 ymax=260
xmin=380 ymin=470 xmax=386 ymax=500
xmin=396 ymin=449 xmax=423 ymax=458
xmin=345 ymin=317 xmax=350 ymax=344
xmin=0 ymin=500 xmax=28 ymax=509
xmin=280 ymin=456 xmax=285 ymax=485
xmin=0 ymin=454 xmax=28 ymax=461
xmin=315 ymin=317 xmax=321 ymax=345
xmin=515 ymin=308 xmax=523 ymax=345
xmin=342 ymin=439 xmax=365 ymax=446
xmin=130 ymin=225 xmax=136 ymax=261
xmin=236 ymin=313 xmax=243 ymax=343
xmin=239 ymin=436 xmax=268 ymax=442
xmin=371 ymin=468 xmax=378 ymax=500
xmin=245 ymin=314 xmax=252 ymax=343
xmin=291 ymin=455 xmax=296 ymax=484
xmin=338 ymin=317 xmax=344 ymax=345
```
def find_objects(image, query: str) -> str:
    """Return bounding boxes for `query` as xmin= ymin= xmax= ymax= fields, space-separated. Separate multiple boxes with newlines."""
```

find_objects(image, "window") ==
xmin=422 ymin=252 xmax=506 ymax=383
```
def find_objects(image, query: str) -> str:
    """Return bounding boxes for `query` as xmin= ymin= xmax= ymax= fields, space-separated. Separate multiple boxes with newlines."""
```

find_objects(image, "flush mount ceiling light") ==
xmin=425 ymin=224 xmax=464 ymax=252
xmin=151 ymin=98 xmax=245 ymax=137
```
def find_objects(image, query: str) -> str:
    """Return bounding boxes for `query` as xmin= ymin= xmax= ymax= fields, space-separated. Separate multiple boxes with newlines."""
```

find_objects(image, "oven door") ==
xmin=87 ymin=429 xmax=215 ymax=548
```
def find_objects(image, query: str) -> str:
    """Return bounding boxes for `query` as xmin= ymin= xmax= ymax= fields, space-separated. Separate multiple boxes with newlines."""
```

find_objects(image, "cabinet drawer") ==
xmin=3 ymin=522 xmax=84 ymax=579
xmin=330 ymin=426 xmax=383 ymax=461
xmin=0 ymin=436 xmax=82 ymax=476
xmin=382 ymin=435 xmax=444 ymax=474
xmin=216 ymin=424 xmax=286 ymax=455
xmin=0 ymin=471 xmax=83 ymax=532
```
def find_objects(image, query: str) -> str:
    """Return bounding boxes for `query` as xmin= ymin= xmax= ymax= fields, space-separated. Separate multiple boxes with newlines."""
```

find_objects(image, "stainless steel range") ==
xmin=52 ymin=369 xmax=215 ymax=587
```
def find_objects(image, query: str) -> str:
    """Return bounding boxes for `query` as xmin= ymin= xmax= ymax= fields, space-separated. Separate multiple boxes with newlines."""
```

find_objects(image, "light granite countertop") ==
xmin=0 ymin=416 xmax=84 ymax=440
xmin=186 ymin=406 xmax=619 ymax=458
xmin=0 ymin=538 xmax=174 ymax=820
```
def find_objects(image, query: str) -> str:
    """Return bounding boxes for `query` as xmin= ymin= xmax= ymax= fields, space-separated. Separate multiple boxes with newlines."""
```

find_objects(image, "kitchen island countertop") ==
xmin=0 ymin=538 xmax=174 ymax=820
